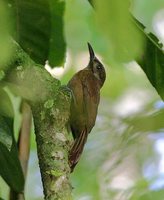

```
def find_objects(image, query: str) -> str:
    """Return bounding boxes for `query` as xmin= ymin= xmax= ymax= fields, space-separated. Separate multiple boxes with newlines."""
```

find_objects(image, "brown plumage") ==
xmin=68 ymin=43 xmax=106 ymax=172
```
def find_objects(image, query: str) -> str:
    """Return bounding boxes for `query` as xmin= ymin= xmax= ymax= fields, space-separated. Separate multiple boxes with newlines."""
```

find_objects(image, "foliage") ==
xmin=0 ymin=0 xmax=163 ymax=199
xmin=0 ymin=89 xmax=24 ymax=193
xmin=88 ymin=0 xmax=164 ymax=100
xmin=7 ymin=0 xmax=66 ymax=67
xmin=133 ymin=17 xmax=164 ymax=100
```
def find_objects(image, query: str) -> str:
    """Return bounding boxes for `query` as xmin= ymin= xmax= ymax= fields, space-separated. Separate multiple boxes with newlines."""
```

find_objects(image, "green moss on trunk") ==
xmin=5 ymin=41 xmax=73 ymax=200
xmin=32 ymin=86 xmax=72 ymax=200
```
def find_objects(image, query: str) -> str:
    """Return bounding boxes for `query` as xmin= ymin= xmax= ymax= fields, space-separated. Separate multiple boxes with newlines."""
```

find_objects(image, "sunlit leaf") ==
xmin=88 ymin=0 xmax=164 ymax=100
xmin=130 ymin=187 xmax=164 ymax=200
xmin=0 ymin=88 xmax=24 ymax=192
xmin=8 ymin=0 xmax=66 ymax=66
xmin=0 ymin=1 xmax=13 ymax=68
xmin=0 ymin=118 xmax=24 ymax=193
xmin=0 ymin=140 xmax=24 ymax=192
xmin=0 ymin=88 xmax=14 ymax=118
xmin=48 ymin=0 xmax=66 ymax=66
xmin=133 ymin=17 xmax=164 ymax=100
xmin=0 ymin=116 xmax=12 ymax=151
xmin=94 ymin=0 xmax=143 ymax=62
xmin=87 ymin=0 xmax=94 ymax=7
xmin=0 ymin=116 xmax=24 ymax=192
xmin=124 ymin=109 xmax=164 ymax=133
xmin=0 ymin=88 xmax=14 ymax=150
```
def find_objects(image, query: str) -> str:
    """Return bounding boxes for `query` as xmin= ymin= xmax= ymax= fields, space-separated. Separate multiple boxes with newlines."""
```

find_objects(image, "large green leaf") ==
xmin=124 ymin=109 xmax=164 ymax=134
xmin=94 ymin=0 xmax=143 ymax=62
xmin=0 ymin=1 xmax=13 ymax=68
xmin=0 ymin=88 xmax=14 ymax=150
xmin=88 ymin=0 xmax=94 ymax=7
xmin=0 ymin=116 xmax=12 ymax=151
xmin=8 ymin=0 xmax=66 ymax=66
xmin=130 ymin=187 xmax=164 ymax=200
xmin=0 ymin=136 xmax=24 ymax=192
xmin=133 ymin=17 xmax=164 ymax=100
xmin=0 ymin=115 xmax=24 ymax=192
xmin=0 ymin=88 xmax=14 ymax=118
xmin=48 ymin=0 xmax=66 ymax=66
xmin=0 ymin=89 xmax=24 ymax=192
xmin=87 ymin=0 xmax=164 ymax=100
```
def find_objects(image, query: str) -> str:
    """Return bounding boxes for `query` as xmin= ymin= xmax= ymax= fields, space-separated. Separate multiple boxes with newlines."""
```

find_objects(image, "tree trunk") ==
xmin=5 ymin=41 xmax=73 ymax=200
xmin=32 ymin=86 xmax=72 ymax=200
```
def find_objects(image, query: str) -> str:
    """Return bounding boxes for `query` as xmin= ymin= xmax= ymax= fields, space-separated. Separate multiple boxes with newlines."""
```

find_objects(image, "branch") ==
xmin=18 ymin=101 xmax=32 ymax=179
xmin=32 ymin=86 xmax=72 ymax=199
xmin=5 ymin=41 xmax=73 ymax=199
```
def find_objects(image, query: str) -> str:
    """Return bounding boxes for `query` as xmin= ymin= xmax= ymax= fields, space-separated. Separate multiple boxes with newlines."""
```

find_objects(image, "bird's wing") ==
xmin=67 ymin=73 xmax=83 ymax=108
xmin=67 ymin=73 xmax=84 ymax=138
xmin=68 ymin=72 xmax=88 ymax=171
xmin=82 ymin=72 xmax=100 ymax=133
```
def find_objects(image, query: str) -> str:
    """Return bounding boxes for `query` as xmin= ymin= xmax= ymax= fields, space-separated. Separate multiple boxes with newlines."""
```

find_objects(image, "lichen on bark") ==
xmin=4 ymin=41 xmax=73 ymax=200
xmin=32 ymin=85 xmax=72 ymax=200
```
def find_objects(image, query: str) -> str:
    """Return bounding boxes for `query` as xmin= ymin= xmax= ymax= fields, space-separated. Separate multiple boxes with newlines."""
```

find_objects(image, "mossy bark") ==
xmin=4 ymin=41 xmax=73 ymax=200
xmin=32 ymin=86 xmax=72 ymax=200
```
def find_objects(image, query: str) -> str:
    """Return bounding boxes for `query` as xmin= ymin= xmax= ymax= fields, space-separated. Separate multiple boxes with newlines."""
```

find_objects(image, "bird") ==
xmin=67 ymin=43 xmax=106 ymax=172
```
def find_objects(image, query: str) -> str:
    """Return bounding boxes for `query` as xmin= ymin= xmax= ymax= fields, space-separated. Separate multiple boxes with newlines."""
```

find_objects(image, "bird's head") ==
xmin=87 ymin=43 xmax=106 ymax=87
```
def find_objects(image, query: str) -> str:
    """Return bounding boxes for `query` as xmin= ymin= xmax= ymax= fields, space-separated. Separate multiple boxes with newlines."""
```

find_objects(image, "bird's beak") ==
xmin=87 ymin=42 xmax=95 ymax=61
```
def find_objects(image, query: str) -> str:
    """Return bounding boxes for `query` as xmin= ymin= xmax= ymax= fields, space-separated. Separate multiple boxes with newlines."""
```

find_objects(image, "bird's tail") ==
xmin=69 ymin=129 xmax=88 ymax=172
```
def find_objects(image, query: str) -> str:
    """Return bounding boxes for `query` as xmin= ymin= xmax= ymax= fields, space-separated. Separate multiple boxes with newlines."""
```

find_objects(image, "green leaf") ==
xmin=0 ymin=88 xmax=14 ymax=150
xmin=87 ymin=0 xmax=164 ymax=100
xmin=125 ymin=109 xmax=164 ymax=133
xmin=0 ymin=89 xmax=24 ymax=192
xmin=0 ymin=88 xmax=14 ymax=118
xmin=133 ymin=17 xmax=164 ymax=100
xmin=9 ymin=0 xmax=66 ymax=66
xmin=87 ymin=0 xmax=93 ymax=7
xmin=94 ymin=0 xmax=143 ymax=62
xmin=48 ymin=0 xmax=66 ymax=66
xmin=130 ymin=186 xmax=164 ymax=200
xmin=0 ymin=1 xmax=13 ymax=68
xmin=0 ymin=138 xmax=24 ymax=192
xmin=0 ymin=116 xmax=12 ymax=151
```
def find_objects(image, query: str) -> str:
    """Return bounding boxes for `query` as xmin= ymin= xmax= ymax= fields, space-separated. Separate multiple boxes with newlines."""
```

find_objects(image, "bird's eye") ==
xmin=97 ymin=65 xmax=102 ymax=70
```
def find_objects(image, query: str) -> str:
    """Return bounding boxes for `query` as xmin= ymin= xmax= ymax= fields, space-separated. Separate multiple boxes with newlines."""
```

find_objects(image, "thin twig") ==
xmin=18 ymin=101 xmax=32 ymax=178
